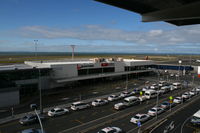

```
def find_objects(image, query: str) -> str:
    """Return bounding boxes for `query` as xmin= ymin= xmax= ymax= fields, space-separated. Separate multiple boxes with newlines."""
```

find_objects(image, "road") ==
xmin=151 ymin=95 xmax=200 ymax=133
xmin=0 ymin=86 xmax=190 ymax=133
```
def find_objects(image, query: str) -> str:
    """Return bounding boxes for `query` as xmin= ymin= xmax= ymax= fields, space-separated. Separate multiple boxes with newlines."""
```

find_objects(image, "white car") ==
xmin=114 ymin=102 xmax=126 ymax=110
xmin=130 ymin=114 xmax=150 ymax=124
xmin=148 ymin=107 xmax=164 ymax=116
xmin=108 ymin=95 xmax=121 ymax=101
xmin=71 ymin=101 xmax=90 ymax=111
xmin=48 ymin=107 xmax=69 ymax=117
xmin=190 ymin=90 xmax=197 ymax=96
xmin=182 ymin=92 xmax=191 ymax=99
xmin=120 ymin=91 xmax=132 ymax=98
xmin=173 ymin=97 xmax=182 ymax=104
xmin=150 ymin=84 xmax=158 ymax=89
xmin=196 ymin=88 xmax=200 ymax=92
xmin=97 ymin=127 xmax=123 ymax=133
xmin=138 ymin=96 xmax=147 ymax=102
xmin=92 ymin=99 xmax=108 ymax=107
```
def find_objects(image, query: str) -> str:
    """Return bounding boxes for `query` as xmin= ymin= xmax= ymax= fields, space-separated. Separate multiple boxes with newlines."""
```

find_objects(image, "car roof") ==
xmin=72 ymin=101 xmax=83 ymax=104
xmin=101 ymin=127 xmax=114 ymax=132
xmin=95 ymin=99 xmax=102 ymax=101
xmin=124 ymin=96 xmax=137 ymax=100
xmin=193 ymin=110 xmax=200 ymax=118
xmin=135 ymin=113 xmax=146 ymax=117
xmin=53 ymin=107 xmax=62 ymax=111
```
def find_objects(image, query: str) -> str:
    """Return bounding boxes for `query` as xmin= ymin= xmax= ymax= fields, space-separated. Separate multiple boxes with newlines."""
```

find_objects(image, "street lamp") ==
xmin=178 ymin=60 xmax=182 ymax=81
xmin=34 ymin=40 xmax=38 ymax=57
xmin=38 ymin=68 xmax=43 ymax=114
xmin=30 ymin=104 xmax=44 ymax=133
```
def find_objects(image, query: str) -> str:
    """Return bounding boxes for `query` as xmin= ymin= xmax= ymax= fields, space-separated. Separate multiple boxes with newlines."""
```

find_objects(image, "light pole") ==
xmin=156 ymin=69 xmax=159 ymax=120
xmin=30 ymin=104 xmax=44 ymax=133
xmin=34 ymin=40 xmax=43 ymax=114
xmin=70 ymin=45 xmax=75 ymax=60
xmin=38 ymin=68 xmax=43 ymax=114
xmin=178 ymin=60 xmax=182 ymax=81
xmin=34 ymin=40 xmax=38 ymax=57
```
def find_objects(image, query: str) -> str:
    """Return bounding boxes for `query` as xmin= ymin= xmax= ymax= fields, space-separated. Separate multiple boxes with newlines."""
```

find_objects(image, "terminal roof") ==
xmin=95 ymin=0 xmax=200 ymax=26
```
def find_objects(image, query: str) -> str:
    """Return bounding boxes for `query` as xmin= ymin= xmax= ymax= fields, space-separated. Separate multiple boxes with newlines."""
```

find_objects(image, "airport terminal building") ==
xmin=0 ymin=58 xmax=194 ymax=107
xmin=0 ymin=58 xmax=155 ymax=107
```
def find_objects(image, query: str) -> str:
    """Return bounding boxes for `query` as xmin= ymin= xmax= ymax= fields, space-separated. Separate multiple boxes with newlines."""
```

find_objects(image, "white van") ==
xmin=123 ymin=96 xmax=139 ymax=106
xmin=71 ymin=101 xmax=90 ymax=111
xmin=173 ymin=82 xmax=181 ymax=90
xmin=160 ymin=86 xmax=170 ymax=93
xmin=144 ymin=90 xmax=157 ymax=99
xmin=191 ymin=110 xmax=200 ymax=125
xmin=159 ymin=81 xmax=167 ymax=87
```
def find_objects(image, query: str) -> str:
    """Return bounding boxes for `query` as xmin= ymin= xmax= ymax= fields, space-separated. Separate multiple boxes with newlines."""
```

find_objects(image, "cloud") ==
xmin=11 ymin=24 xmax=200 ymax=46
xmin=149 ymin=30 xmax=163 ymax=37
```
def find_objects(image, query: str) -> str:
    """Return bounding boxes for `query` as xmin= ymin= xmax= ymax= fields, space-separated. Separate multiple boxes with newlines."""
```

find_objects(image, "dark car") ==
xmin=19 ymin=114 xmax=45 ymax=125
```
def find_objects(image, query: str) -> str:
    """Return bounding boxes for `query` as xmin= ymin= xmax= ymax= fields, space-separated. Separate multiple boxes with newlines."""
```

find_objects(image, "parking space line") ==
xmin=92 ymin=112 xmax=97 ymax=116
xmin=74 ymin=119 xmax=83 ymax=124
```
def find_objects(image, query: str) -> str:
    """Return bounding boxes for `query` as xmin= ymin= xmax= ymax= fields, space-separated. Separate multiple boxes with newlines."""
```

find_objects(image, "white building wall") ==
xmin=51 ymin=64 xmax=77 ymax=79
xmin=115 ymin=61 xmax=125 ymax=72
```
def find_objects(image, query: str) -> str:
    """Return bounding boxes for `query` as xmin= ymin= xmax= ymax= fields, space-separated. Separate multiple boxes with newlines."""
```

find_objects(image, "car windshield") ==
xmin=162 ymin=102 xmax=169 ymax=105
xmin=22 ymin=116 xmax=28 ymax=119
xmin=134 ymin=116 xmax=140 ymax=119
xmin=51 ymin=109 xmax=55 ymax=112
xmin=150 ymin=109 xmax=156 ymax=112
xmin=98 ymin=130 xmax=106 ymax=133
xmin=192 ymin=116 xmax=200 ymax=121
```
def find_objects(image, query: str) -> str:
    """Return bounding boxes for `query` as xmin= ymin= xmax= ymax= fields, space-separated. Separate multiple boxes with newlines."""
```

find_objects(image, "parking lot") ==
xmin=0 ymin=73 xmax=199 ymax=133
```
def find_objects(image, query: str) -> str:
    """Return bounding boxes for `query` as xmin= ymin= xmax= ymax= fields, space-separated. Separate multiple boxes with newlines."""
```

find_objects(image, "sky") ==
xmin=0 ymin=0 xmax=200 ymax=54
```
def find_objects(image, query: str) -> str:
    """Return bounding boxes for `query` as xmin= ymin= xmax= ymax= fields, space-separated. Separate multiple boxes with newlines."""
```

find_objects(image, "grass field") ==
xmin=0 ymin=53 xmax=199 ymax=64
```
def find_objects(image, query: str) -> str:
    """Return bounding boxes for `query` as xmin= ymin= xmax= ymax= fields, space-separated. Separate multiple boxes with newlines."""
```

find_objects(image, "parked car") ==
xmin=158 ymin=81 xmax=167 ymax=87
xmin=172 ymin=82 xmax=181 ymax=90
xmin=160 ymin=86 xmax=170 ymax=94
xmin=150 ymin=84 xmax=158 ymax=89
xmin=108 ymin=95 xmax=121 ymax=101
xmin=160 ymin=101 xmax=174 ymax=109
xmin=144 ymin=90 xmax=157 ymax=99
xmin=147 ymin=107 xmax=164 ymax=116
xmin=71 ymin=101 xmax=90 ymax=111
xmin=173 ymin=97 xmax=182 ymax=104
xmin=190 ymin=90 xmax=197 ymax=96
xmin=120 ymin=91 xmax=133 ymax=98
xmin=21 ymin=128 xmax=45 ymax=133
xmin=123 ymin=96 xmax=139 ymax=107
xmin=182 ymin=92 xmax=191 ymax=99
xmin=191 ymin=110 xmax=200 ymax=125
xmin=19 ymin=114 xmax=45 ymax=125
xmin=92 ymin=99 xmax=108 ymax=107
xmin=114 ymin=96 xmax=139 ymax=110
xmin=114 ymin=102 xmax=127 ymax=110
xmin=97 ymin=127 xmax=124 ymax=133
xmin=48 ymin=107 xmax=69 ymax=117
xmin=132 ymin=88 xmax=141 ymax=94
xmin=130 ymin=114 xmax=150 ymax=124
xmin=138 ymin=96 xmax=147 ymax=102
xmin=196 ymin=88 xmax=200 ymax=93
